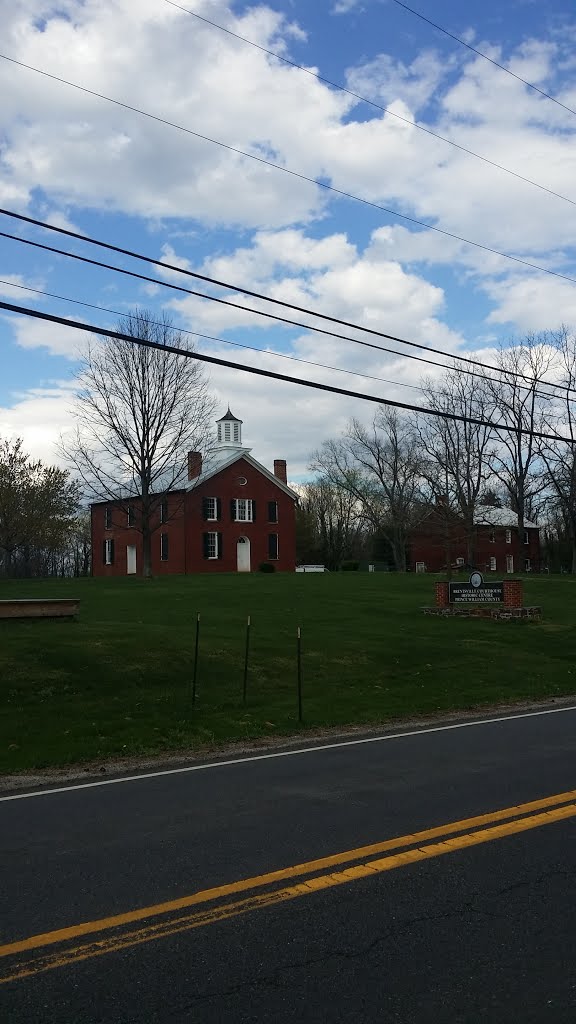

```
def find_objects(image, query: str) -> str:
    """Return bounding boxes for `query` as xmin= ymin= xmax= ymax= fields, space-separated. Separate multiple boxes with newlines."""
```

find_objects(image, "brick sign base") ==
xmin=424 ymin=578 xmax=541 ymax=620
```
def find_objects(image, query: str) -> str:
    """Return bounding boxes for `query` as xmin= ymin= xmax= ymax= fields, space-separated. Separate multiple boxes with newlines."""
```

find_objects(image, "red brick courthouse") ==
xmin=409 ymin=506 xmax=541 ymax=574
xmin=91 ymin=409 xmax=298 ymax=576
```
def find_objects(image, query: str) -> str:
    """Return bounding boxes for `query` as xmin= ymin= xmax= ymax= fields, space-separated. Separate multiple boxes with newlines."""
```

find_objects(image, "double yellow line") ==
xmin=3 ymin=786 xmax=576 ymax=985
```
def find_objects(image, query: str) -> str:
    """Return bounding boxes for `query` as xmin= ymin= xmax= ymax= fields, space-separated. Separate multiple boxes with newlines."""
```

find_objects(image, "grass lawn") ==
xmin=0 ymin=572 xmax=574 ymax=775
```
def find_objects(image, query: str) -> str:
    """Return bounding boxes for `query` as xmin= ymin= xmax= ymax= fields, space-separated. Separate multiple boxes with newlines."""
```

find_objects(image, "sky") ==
xmin=1 ymin=0 xmax=576 ymax=480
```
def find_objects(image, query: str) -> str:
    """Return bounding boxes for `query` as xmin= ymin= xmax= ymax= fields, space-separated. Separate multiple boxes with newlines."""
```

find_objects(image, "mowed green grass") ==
xmin=0 ymin=573 xmax=574 ymax=774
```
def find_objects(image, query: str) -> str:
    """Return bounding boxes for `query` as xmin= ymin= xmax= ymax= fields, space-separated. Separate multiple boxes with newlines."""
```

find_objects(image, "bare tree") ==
xmin=311 ymin=408 xmax=422 ymax=571
xmin=298 ymin=480 xmax=364 ymax=570
xmin=62 ymin=309 xmax=216 ymax=578
xmin=540 ymin=326 xmax=576 ymax=572
xmin=482 ymin=335 xmax=553 ymax=531
xmin=415 ymin=366 xmax=496 ymax=565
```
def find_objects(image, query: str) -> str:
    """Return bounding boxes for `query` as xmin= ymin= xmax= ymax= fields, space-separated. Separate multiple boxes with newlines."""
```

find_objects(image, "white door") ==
xmin=506 ymin=554 xmax=514 ymax=574
xmin=126 ymin=545 xmax=137 ymax=575
xmin=236 ymin=537 xmax=251 ymax=572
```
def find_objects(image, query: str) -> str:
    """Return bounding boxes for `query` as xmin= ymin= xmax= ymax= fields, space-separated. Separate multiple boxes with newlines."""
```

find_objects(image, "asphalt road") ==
xmin=2 ymin=707 xmax=576 ymax=1023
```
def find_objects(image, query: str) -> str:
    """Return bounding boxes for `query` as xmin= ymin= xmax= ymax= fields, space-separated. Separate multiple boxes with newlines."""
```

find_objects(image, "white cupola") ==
xmin=216 ymin=407 xmax=243 ymax=447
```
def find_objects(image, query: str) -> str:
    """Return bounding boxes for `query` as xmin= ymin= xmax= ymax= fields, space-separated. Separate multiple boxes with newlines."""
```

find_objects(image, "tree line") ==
xmin=0 ymin=437 xmax=86 ymax=577
xmin=300 ymin=328 xmax=576 ymax=573
xmin=4 ymin=314 xmax=576 ymax=577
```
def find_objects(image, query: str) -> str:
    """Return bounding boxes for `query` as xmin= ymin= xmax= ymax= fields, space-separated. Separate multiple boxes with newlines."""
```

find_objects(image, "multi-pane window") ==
xmin=489 ymin=556 xmax=497 ymax=571
xmin=268 ymin=534 xmax=279 ymax=560
xmin=505 ymin=529 xmax=512 ymax=544
xmin=232 ymin=498 xmax=254 ymax=522
xmin=104 ymin=506 xmax=112 ymax=529
xmin=203 ymin=532 xmax=222 ymax=559
xmin=160 ymin=533 xmax=169 ymax=561
xmin=524 ymin=530 xmax=529 ymax=544
xmin=160 ymin=500 xmax=168 ymax=524
xmin=127 ymin=505 xmax=135 ymax=527
xmin=456 ymin=556 xmax=464 ymax=566
xmin=489 ymin=530 xmax=495 ymax=543
xmin=104 ymin=538 xmax=114 ymax=565
xmin=202 ymin=497 xmax=218 ymax=521
xmin=525 ymin=558 xmax=531 ymax=571
xmin=267 ymin=500 xmax=278 ymax=523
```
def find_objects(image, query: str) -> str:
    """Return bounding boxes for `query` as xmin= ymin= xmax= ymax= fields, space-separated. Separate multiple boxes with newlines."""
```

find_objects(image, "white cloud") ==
xmin=0 ymin=274 xmax=37 ymax=300
xmin=0 ymin=383 xmax=76 ymax=465
xmin=332 ymin=0 xmax=364 ymax=13
xmin=485 ymin=274 xmax=576 ymax=331
xmin=2 ymin=0 xmax=575 ymax=265
xmin=7 ymin=315 xmax=88 ymax=358
xmin=167 ymin=225 xmax=463 ymax=349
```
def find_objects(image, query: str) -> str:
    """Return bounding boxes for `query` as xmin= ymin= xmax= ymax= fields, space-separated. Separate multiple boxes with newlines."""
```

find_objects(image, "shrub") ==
xmin=259 ymin=562 xmax=276 ymax=573
xmin=341 ymin=561 xmax=360 ymax=572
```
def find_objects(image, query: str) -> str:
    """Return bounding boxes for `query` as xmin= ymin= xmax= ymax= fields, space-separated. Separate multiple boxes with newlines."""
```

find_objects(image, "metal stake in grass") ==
xmin=243 ymin=615 xmax=251 ymax=704
xmin=297 ymin=625 xmax=303 ymax=723
xmin=192 ymin=613 xmax=200 ymax=705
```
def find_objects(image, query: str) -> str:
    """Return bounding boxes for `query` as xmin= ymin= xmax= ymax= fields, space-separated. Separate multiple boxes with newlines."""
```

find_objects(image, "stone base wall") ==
xmin=422 ymin=605 xmax=541 ymax=620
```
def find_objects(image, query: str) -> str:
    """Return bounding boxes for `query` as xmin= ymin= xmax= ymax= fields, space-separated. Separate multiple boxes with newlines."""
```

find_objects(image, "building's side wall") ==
xmin=91 ymin=491 xmax=186 ymax=578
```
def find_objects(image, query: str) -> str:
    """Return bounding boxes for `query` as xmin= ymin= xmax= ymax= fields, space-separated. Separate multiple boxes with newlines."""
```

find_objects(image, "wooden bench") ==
xmin=0 ymin=599 xmax=80 ymax=620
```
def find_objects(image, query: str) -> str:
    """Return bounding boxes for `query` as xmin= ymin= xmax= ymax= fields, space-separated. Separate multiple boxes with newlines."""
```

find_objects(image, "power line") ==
xmin=2 ymin=227 xmax=570 ymax=403
xmin=2 ymin=53 xmax=576 ymax=287
xmin=0 ymin=297 xmax=568 ymax=442
xmin=0 ymin=276 xmax=437 ymax=397
xmin=390 ymin=0 xmax=576 ymax=120
xmin=0 ymin=272 xmax=564 ymax=404
xmin=162 ymin=0 xmax=576 ymax=209
xmin=1 ymin=208 xmax=571 ymax=397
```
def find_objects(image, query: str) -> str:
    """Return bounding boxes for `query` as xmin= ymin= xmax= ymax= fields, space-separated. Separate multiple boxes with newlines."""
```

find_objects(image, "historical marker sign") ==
xmin=449 ymin=572 xmax=503 ymax=604
xmin=449 ymin=582 xmax=504 ymax=603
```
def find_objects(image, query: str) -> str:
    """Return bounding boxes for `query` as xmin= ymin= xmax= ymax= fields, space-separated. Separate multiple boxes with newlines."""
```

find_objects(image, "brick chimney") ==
xmin=187 ymin=451 xmax=202 ymax=480
xmin=273 ymin=459 xmax=287 ymax=484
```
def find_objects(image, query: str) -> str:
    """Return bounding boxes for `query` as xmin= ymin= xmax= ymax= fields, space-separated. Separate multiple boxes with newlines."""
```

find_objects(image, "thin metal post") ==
xmin=243 ymin=615 xmax=251 ymax=704
xmin=192 ymin=613 xmax=200 ymax=705
xmin=297 ymin=626 xmax=303 ymax=723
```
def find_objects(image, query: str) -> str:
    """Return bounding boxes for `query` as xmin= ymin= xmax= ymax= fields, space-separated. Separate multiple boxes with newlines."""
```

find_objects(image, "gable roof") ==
xmin=187 ymin=448 xmax=298 ymax=500
xmin=474 ymin=508 xmax=539 ymax=529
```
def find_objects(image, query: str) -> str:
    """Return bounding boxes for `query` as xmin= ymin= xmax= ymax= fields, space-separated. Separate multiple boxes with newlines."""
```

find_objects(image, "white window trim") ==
xmin=233 ymin=498 xmax=253 ymax=522
xmin=524 ymin=530 xmax=530 ymax=544
xmin=269 ymin=533 xmax=279 ymax=560
xmin=160 ymin=500 xmax=168 ymax=524
xmin=489 ymin=556 xmax=497 ymax=571
xmin=505 ymin=529 xmax=512 ymax=544
xmin=206 ymin=531 xmax=219 ymax=559
xmin=104 ymin=508 xmax=112 ymax=529
xmin=104 ymin=538 xmax=114 ymax=565
xmin=205 ymin=496 xmax=218 ymax=521
xmin=525 ymin=558 xmax=531 ymax=571
xmin=456 ymin=556 xmax=464 ymax=566
xmin=160 ymin=533 xmax=169 ymax=561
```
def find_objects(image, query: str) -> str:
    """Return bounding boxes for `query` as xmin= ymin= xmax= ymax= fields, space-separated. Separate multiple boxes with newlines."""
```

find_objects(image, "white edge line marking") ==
xmin=2 ymin=704 xmax=576 ymax=803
